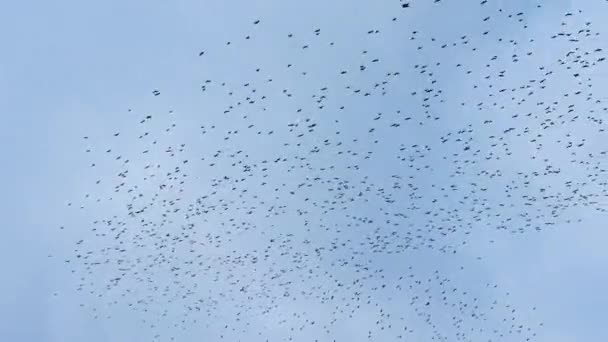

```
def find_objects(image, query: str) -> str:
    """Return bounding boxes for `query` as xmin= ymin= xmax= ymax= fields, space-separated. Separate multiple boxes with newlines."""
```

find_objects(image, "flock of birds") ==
xmin=57 ymin=1 xmax=607 ymax=341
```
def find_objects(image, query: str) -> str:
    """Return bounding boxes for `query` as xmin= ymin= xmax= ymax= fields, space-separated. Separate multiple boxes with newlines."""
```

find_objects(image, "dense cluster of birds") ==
xmin=56 ymin=1 xmax=607 ymax=341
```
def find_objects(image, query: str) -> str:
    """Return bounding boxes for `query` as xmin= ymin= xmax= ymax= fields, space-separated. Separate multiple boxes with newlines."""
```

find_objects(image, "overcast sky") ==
xmin=2 ymin=1 xmax=608 ymax=341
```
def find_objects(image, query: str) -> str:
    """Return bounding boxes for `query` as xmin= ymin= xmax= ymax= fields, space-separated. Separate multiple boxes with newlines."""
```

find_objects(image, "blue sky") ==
xmin=1 ymin=0 xmax=608 ymax=341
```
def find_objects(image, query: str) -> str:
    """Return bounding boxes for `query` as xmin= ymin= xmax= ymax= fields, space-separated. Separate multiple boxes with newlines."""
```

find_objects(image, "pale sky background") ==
xmin=1 ymin=0 xmax=608 ymax=341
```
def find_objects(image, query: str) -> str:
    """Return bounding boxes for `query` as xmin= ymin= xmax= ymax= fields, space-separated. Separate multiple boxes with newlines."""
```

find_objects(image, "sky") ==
xmin=1 ymin=0 xmax=608 ymax=341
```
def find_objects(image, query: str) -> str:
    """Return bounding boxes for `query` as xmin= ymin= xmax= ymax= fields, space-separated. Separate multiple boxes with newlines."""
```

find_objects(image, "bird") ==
xmin=55 ymin=2 xmax=608 ymax=341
